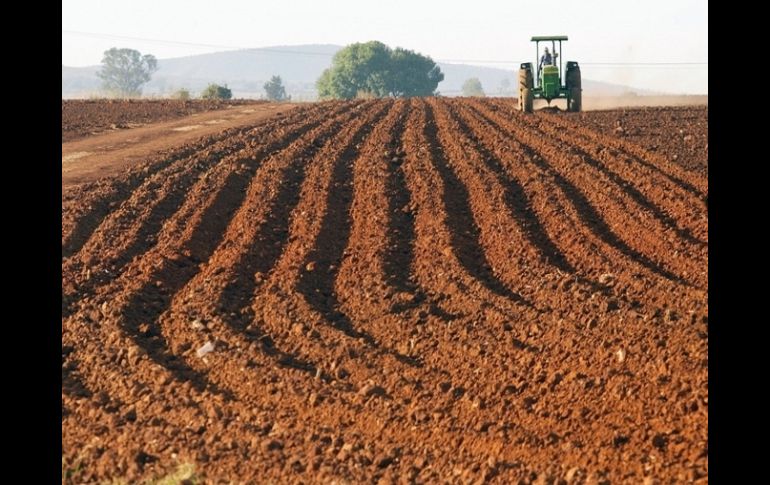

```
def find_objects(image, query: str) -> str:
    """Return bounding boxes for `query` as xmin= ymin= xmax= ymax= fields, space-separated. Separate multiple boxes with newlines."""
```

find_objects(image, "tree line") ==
xmin=96 ymin=41 xmax=446 ymax=100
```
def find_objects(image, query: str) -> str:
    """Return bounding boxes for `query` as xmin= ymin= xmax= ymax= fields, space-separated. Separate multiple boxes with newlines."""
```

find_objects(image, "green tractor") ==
xmin=518 ymin=35 xmax=582 ymax=112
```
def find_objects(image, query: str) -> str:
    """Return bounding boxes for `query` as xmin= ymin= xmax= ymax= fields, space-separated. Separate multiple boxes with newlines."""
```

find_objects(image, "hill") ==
xmin=63 ymin=44 xmax=656 ymax=99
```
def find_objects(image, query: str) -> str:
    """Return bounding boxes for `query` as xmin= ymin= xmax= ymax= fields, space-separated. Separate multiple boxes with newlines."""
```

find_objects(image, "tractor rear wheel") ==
xmin=519 ymin=68 xmax=533 ymax=90
xmin=566 ymin=65 xmax=582 ymax=112
xmin=520 ymin=88 xmax=533 ymax=113
xmin=519 ymin=68 xmax=535 ymax=89
xmin=518 ymin=66 xmax=534 ymax=113
xmin=568 ymin=88 xmax=582 ymax=112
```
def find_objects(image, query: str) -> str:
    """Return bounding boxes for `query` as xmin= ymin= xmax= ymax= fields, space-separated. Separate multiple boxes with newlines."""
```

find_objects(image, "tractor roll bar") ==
xmin=532 ymin=36 xmax=568 ymax=89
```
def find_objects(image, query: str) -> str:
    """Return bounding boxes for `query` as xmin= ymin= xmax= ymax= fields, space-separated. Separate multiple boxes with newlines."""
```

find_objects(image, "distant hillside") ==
xmin=63 ymin=44 xmax=655 ymax=99
xmin=62 ymin=65 xmax=100 ymax=95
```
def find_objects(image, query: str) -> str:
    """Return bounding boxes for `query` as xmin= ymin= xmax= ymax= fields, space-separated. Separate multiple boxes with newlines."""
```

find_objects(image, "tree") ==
xmin=461 ymin=78 xmax=485 ymax=97
xmin=201 ymin=83 xmax=232 ymax=100
xmin=97 ymin=48 xmax=158 ymax=97
xmin=263 ymin=75 xmax=289 ymax=101
xmin=317 ymin=41 xmax=444 ymax=99
xmin=387 ymin=47 xmax=445 ymax=98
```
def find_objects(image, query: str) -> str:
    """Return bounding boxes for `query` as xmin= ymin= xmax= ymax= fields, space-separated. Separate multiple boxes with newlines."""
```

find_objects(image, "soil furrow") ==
xmin=68 ymin=124 xmax=334 ymax=398
xmin=115 ymin=166 xmax=256 ymax=394
xmin=296 ymin=101 xmax=420 ymax=365
xmin=479 ymin=99 xmax=707 ymax=247
xmin=62 ymin=103 xmax=348 ymax=317
xmin=429 ymin=97 xmax=572 ymax=300
xmin=61 ymin=104 xmax=325 ymax=257
xmin=335 ymin=100 xmax=420 ymax=322
xmin=63 ymin=101 xmax=335 ymax=266
xmin=443 ymin=99 xmax=675 ymax=314
xmin=451 ymin=100 xmax=706 ymax=320
xmin=152 ymin=101 xmax=373 ymax=383
xmin=63 ymin=153 xmax=184 ymax=258
xmin=566 ymin=105 xmax=708 ymax=176
xmin=495 ymin=98 xmax=707 ymax=200
xmin=465 ymin=101 xmax=697 ymax=287
xmin=423 ymin=101 xmax=531 ymax=307
xmin=250 ymin=101 xmax=399 ymax=388
xmin=503 ymin=105 xmax=708 ymax=257
xmin=400 ymin=99 xmax=521 ymax=318
xmin=448 ymin=102 xmax=576 ymax=275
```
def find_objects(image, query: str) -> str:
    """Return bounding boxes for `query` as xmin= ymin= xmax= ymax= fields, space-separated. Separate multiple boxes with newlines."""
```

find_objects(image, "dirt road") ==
xmin=62 ymin=103 xmax=298 ymax=186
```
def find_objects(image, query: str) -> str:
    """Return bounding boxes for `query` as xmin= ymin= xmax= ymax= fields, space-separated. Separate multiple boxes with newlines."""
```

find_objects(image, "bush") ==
xmin=172 ymin=89 xmax=191 ymax=100
xmin=201 ymin=83 xmax=232 ymax=100
xmin=264 ymin=75 xmax=289 ymax=101
xmin=461 ymin=78 xmax=485 ymax=97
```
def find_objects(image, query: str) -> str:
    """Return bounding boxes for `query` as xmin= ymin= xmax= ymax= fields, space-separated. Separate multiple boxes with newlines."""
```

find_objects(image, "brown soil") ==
xmin=62 ymin=98 xmax=707 ymax=484
xmin=62 ymin=99 xmax=268 ymax=142
xmin=566 ymin=105 xmax=708 ymax=176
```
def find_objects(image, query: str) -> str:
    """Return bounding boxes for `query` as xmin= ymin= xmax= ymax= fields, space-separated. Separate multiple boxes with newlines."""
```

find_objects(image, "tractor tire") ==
xmin=566 ymin=65 xmax=582 ymax=89
xmin=520 ymin=88 xmax=533 ymax=113
xmin=568 ymin=88 xmax=582 ymax=112
xmin=566 ymin=65 xmax=582 ymax=112
xmin=518 ymin=68 xmax=533 ymax=89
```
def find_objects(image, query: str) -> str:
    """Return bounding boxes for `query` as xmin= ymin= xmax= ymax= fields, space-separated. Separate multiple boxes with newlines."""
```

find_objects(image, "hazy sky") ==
xmin=62 ymin=0 xmax=707 ymax=93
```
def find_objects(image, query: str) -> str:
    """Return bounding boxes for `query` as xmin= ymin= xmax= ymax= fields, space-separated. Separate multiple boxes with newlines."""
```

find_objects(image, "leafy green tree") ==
xmin=317 ymin=41 xmax=391 ymax=99
xmin=263 ymin=75 xmax=289 ymax=101
xmin=461 ymin=78 xmax=485 ymax=97
xmin=317 ymin=41 xmax=443 ymax=99
xmin=97 ymin=48 xmax=158 ymax=97
xmin=201 ymin=83 xmax=232 ymax=100
xmin=387 ymin=47 xmax=445 ymax=97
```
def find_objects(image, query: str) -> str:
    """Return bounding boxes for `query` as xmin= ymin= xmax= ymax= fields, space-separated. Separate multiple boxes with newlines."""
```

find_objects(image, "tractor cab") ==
xmin=518 ymin=35 xmax=582 ymax=112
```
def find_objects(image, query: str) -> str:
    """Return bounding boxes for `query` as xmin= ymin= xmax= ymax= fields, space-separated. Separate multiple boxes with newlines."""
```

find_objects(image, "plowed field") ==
xmin=62 ymin=98 xmax=708 ymax=484
xmin=570 ymin=106 xmax=708 ymax=176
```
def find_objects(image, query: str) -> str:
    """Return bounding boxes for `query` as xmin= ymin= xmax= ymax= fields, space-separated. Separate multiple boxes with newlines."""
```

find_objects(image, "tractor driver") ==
xmin=539 ymin=47 xmax=553 ymax=70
